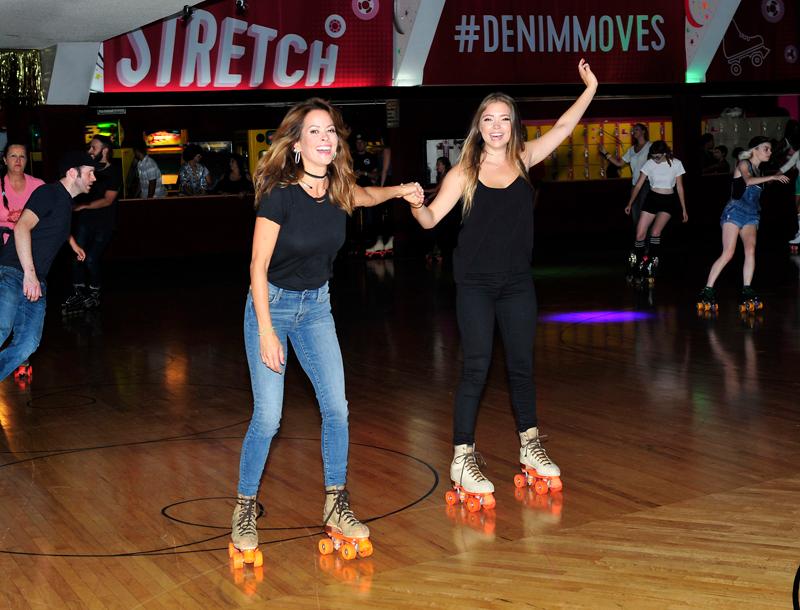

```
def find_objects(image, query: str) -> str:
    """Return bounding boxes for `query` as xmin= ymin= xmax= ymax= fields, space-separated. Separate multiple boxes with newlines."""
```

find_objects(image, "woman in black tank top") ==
xmin=696 ymin=136 xmax=790 ymax=313
xmin=408 ymin=60 xmax=598 ymax=508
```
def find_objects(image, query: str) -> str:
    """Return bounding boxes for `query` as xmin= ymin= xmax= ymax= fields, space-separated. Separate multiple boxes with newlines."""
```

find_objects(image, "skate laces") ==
xmin=522 ymin=435 xmax=553 ymax=466
xmin=234 ymin=496 xmax=258 ymax=538
xmin=325 ymin=489 xmax=362 ymax=528
xmin=454 ymin=449 xmax=489 ymax=482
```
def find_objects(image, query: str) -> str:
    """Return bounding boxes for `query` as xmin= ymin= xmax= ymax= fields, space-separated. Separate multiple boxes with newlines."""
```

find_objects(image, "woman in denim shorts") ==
xmin=697 ymin=136 xmax=790 ymax=310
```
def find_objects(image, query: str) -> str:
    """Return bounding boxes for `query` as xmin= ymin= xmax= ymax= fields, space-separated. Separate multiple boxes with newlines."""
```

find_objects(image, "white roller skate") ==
xmin=319 ymin=486 xmax=373 ymax=560
xmin=445 ymin=444 xmax=496 ymax=512
xmin=514 ymin=427 xmax=563 ymax=495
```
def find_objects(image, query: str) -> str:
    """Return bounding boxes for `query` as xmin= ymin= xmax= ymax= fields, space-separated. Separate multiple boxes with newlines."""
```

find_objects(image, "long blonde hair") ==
xmin=458 ymin=92 xmax=529 ymax=216
xmin=253 ymin=98 xmax=356 ymax=214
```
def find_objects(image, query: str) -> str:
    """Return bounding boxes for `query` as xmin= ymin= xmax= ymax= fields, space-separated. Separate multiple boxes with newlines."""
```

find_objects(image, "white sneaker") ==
xmin=383 ymin=236 xmax=394 ymax=252
xmin=789 ymin=230 xmax=800 ymax=245
xmin=519 ymin=427 xmax=561 ymax=477
xmin=450 ymin=444 xmax=495 ymax=494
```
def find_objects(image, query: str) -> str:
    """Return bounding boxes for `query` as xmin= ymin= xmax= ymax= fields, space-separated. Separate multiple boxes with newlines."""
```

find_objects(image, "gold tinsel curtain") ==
xmin=0 ymin=50 xmax=45 ymax=106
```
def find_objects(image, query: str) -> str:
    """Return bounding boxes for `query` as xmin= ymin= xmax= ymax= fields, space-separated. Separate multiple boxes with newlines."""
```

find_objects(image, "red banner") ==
xmin=422 ymin=1 xmax=685 ymax=85
xmin=103 ymin=0 xmax=392 ymax=92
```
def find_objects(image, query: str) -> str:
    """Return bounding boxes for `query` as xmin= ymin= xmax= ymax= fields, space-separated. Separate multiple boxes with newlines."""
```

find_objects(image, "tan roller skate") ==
xmin=228 ymin=494 xmax=263 ymax=569
xmin=319 ymin=486 xmax=373 ymax=560
xmin=513 ymin=427 xmax=563 ymax=495
xmin=445 ymin=443 xmax=496 ymax=512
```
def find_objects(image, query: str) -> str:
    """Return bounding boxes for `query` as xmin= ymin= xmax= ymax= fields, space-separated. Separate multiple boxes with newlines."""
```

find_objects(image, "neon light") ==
xmin=540 ymin=311 xmax=654 ymax=324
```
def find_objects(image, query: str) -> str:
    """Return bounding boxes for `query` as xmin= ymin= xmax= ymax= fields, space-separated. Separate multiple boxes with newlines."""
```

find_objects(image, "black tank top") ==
xmin=731 ymin=160 xmax=759 ymax=200
xmin=453 ymin=176 xmax=534 ymax=282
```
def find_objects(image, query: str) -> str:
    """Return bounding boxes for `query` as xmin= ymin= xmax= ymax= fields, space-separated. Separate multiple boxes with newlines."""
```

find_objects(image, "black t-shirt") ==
xmin=74 ymin=162 xmax=122 ymax=229
xmin=256 ymin=184 xmax=347 ymax=290
xmin=0 ymin=182 xmax=73 ymax=278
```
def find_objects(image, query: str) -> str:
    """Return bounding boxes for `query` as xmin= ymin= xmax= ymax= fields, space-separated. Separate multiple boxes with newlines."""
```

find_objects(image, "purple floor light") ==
xmin=540 ymin=310 xmax=654 ymax=324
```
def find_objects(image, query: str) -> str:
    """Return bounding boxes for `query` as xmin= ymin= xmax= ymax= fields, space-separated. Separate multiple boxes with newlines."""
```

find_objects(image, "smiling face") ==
xmin=479 ymin=101 xmax=513 ymax=151
xmin=3 ymin=145 xmax=27 ymax=176
xmin=295 ymin=109 xmax=338 ymax=172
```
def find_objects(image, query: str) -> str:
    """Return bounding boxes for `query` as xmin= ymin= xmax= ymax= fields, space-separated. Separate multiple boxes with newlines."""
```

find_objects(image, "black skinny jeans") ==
xmin=72 ymin=222 xmax=113 ymax=288
xmin=453 ymin=271 xmax=537 ymax=445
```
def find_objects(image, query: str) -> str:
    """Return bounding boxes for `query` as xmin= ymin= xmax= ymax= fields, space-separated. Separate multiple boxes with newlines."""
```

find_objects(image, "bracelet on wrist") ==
xmin=258 ymin=327 xmax=276 ymax=337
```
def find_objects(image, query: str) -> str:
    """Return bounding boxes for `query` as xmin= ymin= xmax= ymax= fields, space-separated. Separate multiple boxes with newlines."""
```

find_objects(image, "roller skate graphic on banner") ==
xmin=723 ymin=20 xmax=770 ymax=77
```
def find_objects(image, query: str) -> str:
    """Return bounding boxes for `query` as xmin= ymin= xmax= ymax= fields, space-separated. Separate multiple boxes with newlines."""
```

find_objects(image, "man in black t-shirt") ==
xmin=0 ymin=151 xmax=96 ymax=381
xmin=64 ymin=135 xmax=122 ymax=312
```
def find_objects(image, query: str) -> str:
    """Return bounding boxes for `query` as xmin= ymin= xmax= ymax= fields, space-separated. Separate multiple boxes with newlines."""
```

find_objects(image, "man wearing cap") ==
xmin=0 ymin=151 xmax=96 ymax=381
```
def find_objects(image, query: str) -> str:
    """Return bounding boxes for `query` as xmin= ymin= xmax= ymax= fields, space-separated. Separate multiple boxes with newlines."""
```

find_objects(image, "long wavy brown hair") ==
xmin=458 ymin=92 xmax=529 ymax=216
xmin=253 ymin=98 xmax=356 ymax=214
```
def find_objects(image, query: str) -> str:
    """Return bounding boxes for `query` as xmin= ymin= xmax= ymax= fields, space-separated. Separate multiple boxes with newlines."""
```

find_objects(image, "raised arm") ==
xmin=410 ymin=164 xmax=466 ymax=229
xmin=523 ymin=59 xmax=598 ymax=169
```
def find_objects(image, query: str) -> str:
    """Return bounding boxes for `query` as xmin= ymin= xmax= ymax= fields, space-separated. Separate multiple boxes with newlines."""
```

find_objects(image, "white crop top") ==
xmin=640 ymin=158 xmax=685 ymax=189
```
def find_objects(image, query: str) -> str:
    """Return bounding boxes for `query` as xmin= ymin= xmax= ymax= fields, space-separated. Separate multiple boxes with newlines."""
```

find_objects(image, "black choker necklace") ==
xmin=303 ymin=169 xmax=328 ymax=179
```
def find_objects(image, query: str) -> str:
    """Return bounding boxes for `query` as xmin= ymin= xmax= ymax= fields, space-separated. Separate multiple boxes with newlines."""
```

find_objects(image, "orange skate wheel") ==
xmin=357 ymin=539 xmax=373 ymax=558
xmin=253 ymin=548 xmax=264 ymax=568
xmin=513 ymin=473 xmax=527 ymax=488
xmin=232 ymin=553 xmax=245 ymax=570
xmin=550 ymin=477 xmax=563 ymax=491
xmin=533 ymin=479 xmax=549 ymax=495
xmin=319 ymin=538 xmax=334 ymax=555
xmin=243 ymin=548 xmax=255 ymax=564
xmin=465 ymin=496 xmax=481 ymax=512
xmin=444 ymin=490 xmax=459 ymax=506
xmin=340 ymin=542 xmax=356 ymax=561
xmin=482 ymin=493 xmax=496 ymax=509
xmin=228 ymin=542 xmax=237 ymax=558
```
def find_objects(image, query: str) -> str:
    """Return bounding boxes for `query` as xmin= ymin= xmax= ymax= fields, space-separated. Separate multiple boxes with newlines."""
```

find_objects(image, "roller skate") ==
xmin=789 ymin=229 xmax=800 ymax=255
xmin=382 ymin=236 xmax=394 ymax=258
xmin=228 ymin=494 xmax=263 ymax=570
xmin=639 ymin=255 xmax=658 ymax=287
xmin=625 ymin=250 xmax=639 ymax=284
xmin=696 ymin=286 xmax=718 ymax=313
xmin=425 ymin=244 xmax=443 ymax=265
xmin=61 ymin=285 xmax=87 ymax=316
xmin=364 ymin=238 xmax=385 ymax=259
xmin=13 ymin=361 xmax=32 ymax=381
xmin=82 ymin=286 xmax=101 ymax=310
xmin=514 ymin=427 xmax=562 ymax=495
xmin=13 ymin=361 xmax=33 ymax=388
xmin=319 ymin=486 xmax=373 ymax=561
xmin=739 ymin=286 xmax=763 ymax=313
xmin=445 ymin=443 xmax=496 ymax=512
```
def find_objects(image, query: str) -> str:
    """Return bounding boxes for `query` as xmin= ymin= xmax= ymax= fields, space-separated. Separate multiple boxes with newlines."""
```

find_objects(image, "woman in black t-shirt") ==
xmin=408 ymin=61 xmax=597 ymax=511
xmin=229 ymin=98 xmax=422 ymax=566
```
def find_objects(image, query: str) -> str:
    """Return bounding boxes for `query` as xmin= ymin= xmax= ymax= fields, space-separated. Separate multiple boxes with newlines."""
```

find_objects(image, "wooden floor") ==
xmin=2 ymin=249 xmax=800 ymax=609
